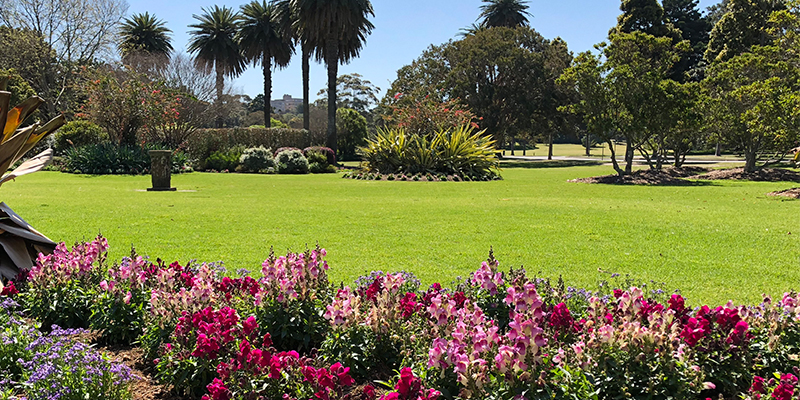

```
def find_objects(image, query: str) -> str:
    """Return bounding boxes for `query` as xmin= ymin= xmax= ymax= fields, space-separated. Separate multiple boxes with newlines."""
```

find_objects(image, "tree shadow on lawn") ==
xmin=499 ymin=160 xmax=603 ymax=169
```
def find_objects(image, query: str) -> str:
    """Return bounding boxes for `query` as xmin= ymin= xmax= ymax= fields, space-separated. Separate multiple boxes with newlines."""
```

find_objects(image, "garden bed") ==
xmin=768 ymin=188 xmax=800 ymax=199
xmin=569 ymin=166 xmax=708 ymax=185
xmin=4 ymin=237 xmax=800 ymax=400
xmin=688 ymin=167 xmax=800 ymax=182
xmin=341 ymin=171 xmax=502 ymax=182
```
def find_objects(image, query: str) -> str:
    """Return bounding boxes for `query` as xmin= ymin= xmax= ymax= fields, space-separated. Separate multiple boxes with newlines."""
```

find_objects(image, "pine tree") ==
xmin=663 ymin=0 xmax=712 ymax=80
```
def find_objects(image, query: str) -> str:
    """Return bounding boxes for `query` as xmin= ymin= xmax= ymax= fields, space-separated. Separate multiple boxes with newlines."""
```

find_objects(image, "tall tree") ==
xmin=445 ymin=27 xmax=554 ymax=149
xmin=291 ymin=0 xmax=375 ymax=154
xmin=705 ymin=0 xmax=785 ymax=62
xmin=274 ymin=0 xmax=311 ymax=131
xmin=237 ymin=0 xmax=294 ymax=128
xmin=316 ymin=73 xmax=380 ymax=114
xmin=604 ymin=32 xmax=685 ymax=173
xmin=118 ymin=12 xmax=173 ymax=58
xmin=188 ymin=6 xmax=246 ymax=128
xmin=663 ymin=0 xmax=712 ymax=80
xmin=558 ymin=52 xmax=619 ymax=168
xmin=614 ymin=0 xmax=667 ymax=35
xmin=478 ymin=0 xmax=532 ymax=28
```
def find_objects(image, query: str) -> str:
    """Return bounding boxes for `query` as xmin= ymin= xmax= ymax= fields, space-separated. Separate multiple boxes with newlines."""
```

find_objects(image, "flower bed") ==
xmin=2 ymin=238 xmax=800 ymax=400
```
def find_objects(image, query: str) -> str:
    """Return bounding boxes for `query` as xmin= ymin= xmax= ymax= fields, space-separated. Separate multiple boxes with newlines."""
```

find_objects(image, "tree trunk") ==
xmin=744 ymin=149 xmax=758 ymax=173
xmin=263 ymin=52 xmax=272 ymax=128
xmin=547 ymin=133 xmax=553 ymax=160
xmin=325 ymin=38 xmax=338 ymax=153
xmin=624 ymin=141 xmax=634 ymax=175
xmin=715 ymin=141 xmax=721 ymax=157
xmin=215 ymin=64 xmax=224 ymax=129
xmin=302 ymin=45 xmax=310 ymax=131
xmin=510 ymin=137 xmax=515 ymax=156
xmin=585 ymin=135 xmax=590 ymax=157
xmin=609 ymin=140 xmax=624 ymax=176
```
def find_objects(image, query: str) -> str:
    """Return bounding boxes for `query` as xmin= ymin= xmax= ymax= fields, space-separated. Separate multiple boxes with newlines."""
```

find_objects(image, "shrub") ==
xmin=336 ymin=108 xmax=368 ymax=161
xmin=62 ymin=143 xmax=190 ymax=175
xmin=238 ymin=146 xmax=275 ymax=173
xmin=53 ymin=120 xmax=108 ymax=154
xmin=186 ymin=128 xmax=323 ymax=168
xmin=303 ymin=146 xmax=336 ymax=165
xmin=307 ymin=150 xmax=336 ymax=174
xmin=204 ymin=147 xmax=243 ymax=172
xmin=275 ymin=149 xmax=309 ymax=174
xmin=274 ymin=146 xmax=301 ymax=156
xmin=360 ymin=125 xmax=500 ymax=180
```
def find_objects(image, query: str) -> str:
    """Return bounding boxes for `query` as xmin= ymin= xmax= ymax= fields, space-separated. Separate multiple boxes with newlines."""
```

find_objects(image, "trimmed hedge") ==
xmin=187 ymin=128 xmax=324 ymax=169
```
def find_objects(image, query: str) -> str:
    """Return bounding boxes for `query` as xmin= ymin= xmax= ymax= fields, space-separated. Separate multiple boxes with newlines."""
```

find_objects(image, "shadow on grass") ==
xmin=500 ymin=160 xmax=604 ymax=169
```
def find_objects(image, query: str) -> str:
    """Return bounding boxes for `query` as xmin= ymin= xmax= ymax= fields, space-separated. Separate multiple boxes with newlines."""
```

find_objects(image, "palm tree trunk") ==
xmin=263 ymin=52 xmax=272 ymax=128
xmin=325 ymin=38 xmax=338 ymax=153
xmin=215 ymin=64 xmax=224 ymax=129
xmin=302 ymin=45 xmax=310 ymax=131
xmin=547 ymin=132 xmax=553 ymax=160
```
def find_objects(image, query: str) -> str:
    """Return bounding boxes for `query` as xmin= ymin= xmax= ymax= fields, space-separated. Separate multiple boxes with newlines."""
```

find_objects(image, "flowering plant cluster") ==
xmin=14 ymin=237 xmax=800 ymax=400
xmin=0 ymin=298 xmax=136 ymax=400
xmin=383 ymin=94 xmax=480 ymax=136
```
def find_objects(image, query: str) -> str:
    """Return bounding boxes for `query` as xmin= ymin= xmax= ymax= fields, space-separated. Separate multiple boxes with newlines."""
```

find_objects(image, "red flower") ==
xmin=205 ymin=378 xmax=230 ymax=400
xmin=396 ymin=368 xmax=421 ymax=399
xmin=330 ymin=362 xmax=355 ymax=386
xmin=0 ymin=281 xmax=18 ymax=296
xmin=243 ymin=316 xmax=258 ymax=336
xmin=751 ymin=376 xmax=767 ymax=393
xmin=681 ymin=317 xmax=709 ymax=347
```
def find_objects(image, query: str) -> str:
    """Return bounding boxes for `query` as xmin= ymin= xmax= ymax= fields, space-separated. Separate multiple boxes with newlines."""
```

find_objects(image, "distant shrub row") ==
xmin=187 ymin=127 xmax=326 ymax=170
xmin=204 ymin=146 xmax=336 ymax=175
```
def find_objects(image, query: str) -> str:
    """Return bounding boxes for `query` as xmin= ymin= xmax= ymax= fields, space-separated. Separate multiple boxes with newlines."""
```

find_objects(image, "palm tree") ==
xmin=291 ymin=0 xmax=375 ymax=154
xmin=118 ymin=12 xmax=174 ymax=58
xmin=274 ymin=0 xmax=312 ymax=130
xmin=237 ymin=0 xmax=294 ymax=128
xmin=188 ymin=6 xmax=246 ymax=128
xmin=479 ymin=0 xmax=532 ymax=28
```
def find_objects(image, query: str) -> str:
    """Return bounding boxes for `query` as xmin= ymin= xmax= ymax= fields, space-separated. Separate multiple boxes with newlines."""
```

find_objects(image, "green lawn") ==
xmin=2 ymin=167 xmax=798 ymax=305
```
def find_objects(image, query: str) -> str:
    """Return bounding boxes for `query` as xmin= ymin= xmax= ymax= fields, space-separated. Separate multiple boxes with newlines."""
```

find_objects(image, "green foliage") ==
xmin=703 ymin=45 xmax=800 ymax=171
xmin=53 ymin=120 xmax=108 ymax=154
xmin=89 ymin=290 xmax=147 ymax=346
xmin=205 ymin=147 xmax=244 ymax=172
xmin=63 ymin=143 xmax=189 ymax=175
xmin=307 ymin=150 xmax=336 ymax=173
xmin=238 ymin=146 xmax=275 ymax=172
xmin=479 ymin=0 xmax=532 ymax=28
xmin=705 ymin=0 xmax=785 ymax=62
xmin=0 ymin=68 xmax=36 ymax=111
xmin=187 ymin=127 xmax=323 ymax=168
xmin=118 ymin=12 xmax=173 ymax=57
xmin=360 ymin=125 xmax=499 ymax=178
xmin=336 ymin=108 xmax=368 ymax=161
xmin=663 ymin=0 xmax=713 ymax=81
xmin=275 ymin=149 xmax=309 ymax=174
xmin=24 ymin=279 xmax=97 ymax=330
xmin=316 ymin=73 xmax=380 ymax=114
xmin=256 ymin=297 xmax=329 ymax=354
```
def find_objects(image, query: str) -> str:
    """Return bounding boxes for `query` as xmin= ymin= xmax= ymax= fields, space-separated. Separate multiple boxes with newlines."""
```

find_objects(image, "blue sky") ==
xmin=127 ymin=0 xmax=720 ymax=102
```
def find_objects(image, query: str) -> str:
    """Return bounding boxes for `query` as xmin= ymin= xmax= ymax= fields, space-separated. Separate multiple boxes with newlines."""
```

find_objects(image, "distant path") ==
xmin=501 ymin=155 xmax=745 ymax=165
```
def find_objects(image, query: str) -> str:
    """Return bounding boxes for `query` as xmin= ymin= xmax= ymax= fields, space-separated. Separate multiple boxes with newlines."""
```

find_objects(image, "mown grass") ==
xmin=2 ymin=167 xmax=798 ymax=305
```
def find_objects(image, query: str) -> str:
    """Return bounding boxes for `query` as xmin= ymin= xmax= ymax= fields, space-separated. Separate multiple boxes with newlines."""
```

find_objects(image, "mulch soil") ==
xmin=688 ymin=167 xmax=800 ymax=182
xmin=569 ymin=166 xmax=708 ymax=185
xmin=768 ymin=187 xmax=800 ymax=199
xmin=572 ymin=167 xmax=800 ymax=186
xmin=104 ymin=346 xmax=181 ymax=400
